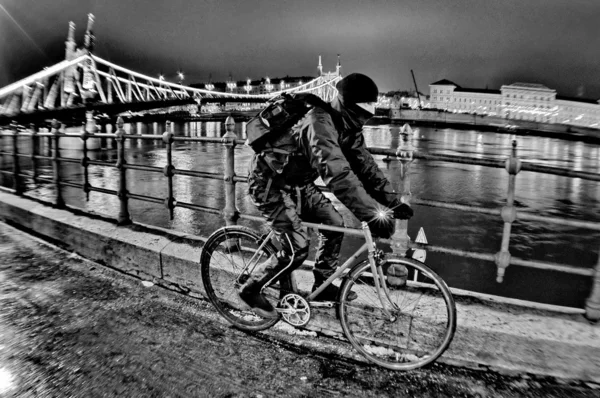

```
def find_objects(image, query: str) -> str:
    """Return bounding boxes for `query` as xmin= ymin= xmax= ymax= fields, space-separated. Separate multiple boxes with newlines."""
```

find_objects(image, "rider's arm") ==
xmin=342 ymin=130 xmax=398 ymax=207
xmin=299 ymin=110 xmax=385 ymax=223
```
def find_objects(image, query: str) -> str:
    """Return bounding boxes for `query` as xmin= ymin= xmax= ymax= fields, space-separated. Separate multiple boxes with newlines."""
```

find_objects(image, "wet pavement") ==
xmin=0 ymin=222 xmax=598 ymax=398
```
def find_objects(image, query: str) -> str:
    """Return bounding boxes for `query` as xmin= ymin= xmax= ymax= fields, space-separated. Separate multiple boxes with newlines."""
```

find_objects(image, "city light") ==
xmin=265 ymin=76 xmax=273 ymax=92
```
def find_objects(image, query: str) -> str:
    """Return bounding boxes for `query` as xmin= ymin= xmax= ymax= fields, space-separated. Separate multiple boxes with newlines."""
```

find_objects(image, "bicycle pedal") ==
xmin=309 ymin=301 xmax=334 ymax=308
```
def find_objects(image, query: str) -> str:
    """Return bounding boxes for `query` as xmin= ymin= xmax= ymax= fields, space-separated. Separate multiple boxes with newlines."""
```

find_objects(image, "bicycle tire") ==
xmin=200 ymin=225 xmax=293 ymax=331
xmin=338 ymin=255 xmax=456 ymax=370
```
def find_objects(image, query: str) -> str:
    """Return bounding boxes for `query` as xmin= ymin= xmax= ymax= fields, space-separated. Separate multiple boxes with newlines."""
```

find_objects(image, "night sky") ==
xmin=1 ymin=0 xmax=599 ymax=98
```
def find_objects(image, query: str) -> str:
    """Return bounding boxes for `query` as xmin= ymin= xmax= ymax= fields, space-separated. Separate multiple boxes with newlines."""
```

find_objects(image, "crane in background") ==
xmin=410 ymin=69 xmax=423 ymax=109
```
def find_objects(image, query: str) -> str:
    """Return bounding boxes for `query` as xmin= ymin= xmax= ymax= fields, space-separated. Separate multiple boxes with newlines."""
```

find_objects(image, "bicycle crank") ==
xmin=277 ymin=293 xmax=311 ymax=327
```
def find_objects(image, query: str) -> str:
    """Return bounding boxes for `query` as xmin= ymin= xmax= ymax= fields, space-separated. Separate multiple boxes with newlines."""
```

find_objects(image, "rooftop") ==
xmin=556 ymin=95 xmax=600 ymax=105
xmin=430 ymin=79 xmax=460 ymax=87
xmin=503 ymin=82 xmax=554 ymax=91
xmin=455 ymin=87 xmax=501 ymax=94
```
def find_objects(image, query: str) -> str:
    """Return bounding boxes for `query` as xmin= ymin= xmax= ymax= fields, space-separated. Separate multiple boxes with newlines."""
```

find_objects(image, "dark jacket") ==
xmin=248 ymin=96 xmax=397 ymax=223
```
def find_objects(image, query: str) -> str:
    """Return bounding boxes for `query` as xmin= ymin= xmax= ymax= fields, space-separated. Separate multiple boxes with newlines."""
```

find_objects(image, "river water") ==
xmin=2 ymin=121 xmax=600 ymax=308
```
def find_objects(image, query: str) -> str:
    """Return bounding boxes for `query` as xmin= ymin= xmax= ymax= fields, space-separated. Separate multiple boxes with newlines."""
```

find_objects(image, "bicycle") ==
xmin=200 ymin=220 xmax=456 ymax=371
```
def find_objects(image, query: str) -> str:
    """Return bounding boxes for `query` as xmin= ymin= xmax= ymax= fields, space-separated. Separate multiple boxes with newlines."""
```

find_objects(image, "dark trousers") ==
xmin=251 ymin=181 xmax=344 ymax=285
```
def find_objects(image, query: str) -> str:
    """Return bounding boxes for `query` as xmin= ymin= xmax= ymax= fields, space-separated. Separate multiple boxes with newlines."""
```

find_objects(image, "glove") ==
xmin=390 ymin=199 xmax=414 ymax=220
xmin=369 ymin=216 xmax=395 ymax=239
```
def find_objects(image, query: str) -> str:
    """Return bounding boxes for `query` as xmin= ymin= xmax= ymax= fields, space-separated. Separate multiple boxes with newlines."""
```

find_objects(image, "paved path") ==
xmin=0 ymin=222 xmax=598 ymax=398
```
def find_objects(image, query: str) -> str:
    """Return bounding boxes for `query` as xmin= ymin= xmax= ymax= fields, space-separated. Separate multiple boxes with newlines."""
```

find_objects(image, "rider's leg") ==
xmin=238 ymin=191 xmax=309 ymax=318
xmin=302 ymin=184 xmax=357 ymax=301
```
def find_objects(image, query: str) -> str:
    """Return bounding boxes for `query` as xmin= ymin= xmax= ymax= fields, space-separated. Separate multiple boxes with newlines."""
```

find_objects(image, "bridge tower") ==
xmin=318 ymin=55 xmax=323 ymax=76
xmin=65 ymin=22 xmax=77 ymax=61
xmin=63 ymin=22 xmax=77 ymax=96
xmin=81 ymin=14 xmax=96 ymax=95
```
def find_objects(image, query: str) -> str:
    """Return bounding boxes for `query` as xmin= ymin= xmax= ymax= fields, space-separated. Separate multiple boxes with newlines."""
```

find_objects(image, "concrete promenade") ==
xmin=0 ymin=191 xmax=599 ymax=384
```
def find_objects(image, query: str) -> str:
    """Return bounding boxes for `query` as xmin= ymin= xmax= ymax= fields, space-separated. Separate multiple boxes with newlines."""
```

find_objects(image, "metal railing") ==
xmin=1 ymin=113 xmax=599 ymax=321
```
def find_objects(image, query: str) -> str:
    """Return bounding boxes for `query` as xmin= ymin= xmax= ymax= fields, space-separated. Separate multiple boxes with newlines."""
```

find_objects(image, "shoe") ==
xmin=311 ymin=282 xmax=357 ymax=302
xmin=238 ymin=285 xmax=279 ymax=319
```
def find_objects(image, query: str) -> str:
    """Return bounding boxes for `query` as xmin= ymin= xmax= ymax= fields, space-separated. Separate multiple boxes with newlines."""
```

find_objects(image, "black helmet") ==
xmin=335 ymin=73 xmax=378 ymax=104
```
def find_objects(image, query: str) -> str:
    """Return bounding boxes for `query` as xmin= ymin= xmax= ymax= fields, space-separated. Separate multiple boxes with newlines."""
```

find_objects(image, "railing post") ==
xmin=222 ymin=116 xmax=239 ymax=226
xmin=81 ymin=110 xmax=96 ymax=200
xmin=30 ymin=123 xmax=38 ymax=184
xmin=115 ymin=117 xmax=131 ymax=225
xmin=51 ymin=119 xmax=65 ymax=208
xmin=391 ymin=124 xmax=414 ymax=255
xmin=10 ymin=122 xmax=23 ymax=195
xmin=495 ymin=140 xmax=521 ymax=283
xmin=162 ymin=120 xmax=176 ymax=220
xmin=585 ymin=247 xmax=600 ymax=321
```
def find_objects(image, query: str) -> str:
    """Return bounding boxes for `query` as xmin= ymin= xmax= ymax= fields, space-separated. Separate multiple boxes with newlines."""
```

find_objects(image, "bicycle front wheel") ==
xmin=200 ymin=226 xmax=292 ymax=331
xmin=339 ymin=256 xmax=456 ymax=370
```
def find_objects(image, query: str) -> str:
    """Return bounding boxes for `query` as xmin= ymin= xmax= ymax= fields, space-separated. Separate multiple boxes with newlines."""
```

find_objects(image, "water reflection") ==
xmin=1 ymin=121 xmax=599 ymax=307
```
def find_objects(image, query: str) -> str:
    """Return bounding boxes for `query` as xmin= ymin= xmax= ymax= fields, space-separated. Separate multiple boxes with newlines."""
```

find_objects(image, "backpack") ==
xmin=245 ymin=93 xmax=341 ymax=152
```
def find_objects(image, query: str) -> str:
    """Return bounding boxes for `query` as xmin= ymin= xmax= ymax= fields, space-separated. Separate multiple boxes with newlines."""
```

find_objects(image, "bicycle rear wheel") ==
xmin=200 ymin=226 xmax=293 ymax=331
xmin=339 ymin=256 xmax=456 ymax=370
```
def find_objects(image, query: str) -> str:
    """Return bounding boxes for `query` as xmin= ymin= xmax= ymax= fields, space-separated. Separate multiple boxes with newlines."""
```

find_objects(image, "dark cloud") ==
xmin=1 ymin=0 xmax=599 ymax=97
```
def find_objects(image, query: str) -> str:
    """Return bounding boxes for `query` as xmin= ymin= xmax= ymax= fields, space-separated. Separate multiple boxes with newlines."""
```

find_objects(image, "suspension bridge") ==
xmin=0 ymin=14 xmax=342 ymax=126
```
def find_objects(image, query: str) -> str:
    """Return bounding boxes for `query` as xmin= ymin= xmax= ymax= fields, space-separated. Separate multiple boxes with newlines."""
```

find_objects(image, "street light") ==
xmin=177 ymin=71 xmax=185 ymax=85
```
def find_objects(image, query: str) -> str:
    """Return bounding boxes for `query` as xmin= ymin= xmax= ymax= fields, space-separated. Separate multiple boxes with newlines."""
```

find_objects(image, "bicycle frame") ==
xmin=239 ymin=221 xmax=399 ymax=320
xmin=307 ymin=222 xmax=397 ymax=320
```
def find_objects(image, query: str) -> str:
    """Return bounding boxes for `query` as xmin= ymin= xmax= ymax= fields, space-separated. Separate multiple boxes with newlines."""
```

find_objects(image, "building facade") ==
xmin=428 ymin=79 xmax=600 ymax=129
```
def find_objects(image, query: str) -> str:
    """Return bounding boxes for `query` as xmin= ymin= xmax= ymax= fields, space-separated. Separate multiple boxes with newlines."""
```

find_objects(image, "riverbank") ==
xmin=377 ymin=109 xmax=600 ymax=144
xmin=0 ymin=190 xmax=598 ymax=383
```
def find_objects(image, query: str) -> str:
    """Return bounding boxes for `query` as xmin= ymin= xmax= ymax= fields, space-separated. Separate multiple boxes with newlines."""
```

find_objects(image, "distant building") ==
xmin=428 ymin=79 xmax=600 ymax=129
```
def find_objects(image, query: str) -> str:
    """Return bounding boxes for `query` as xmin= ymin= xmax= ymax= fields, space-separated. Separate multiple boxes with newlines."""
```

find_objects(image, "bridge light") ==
xmin=177 ymin=72 xmax=185 ymax=82
xmin=159 ymin=74 xmax=165 ymax=81
xmin=227 ymin=81 xmax=237 ymax=92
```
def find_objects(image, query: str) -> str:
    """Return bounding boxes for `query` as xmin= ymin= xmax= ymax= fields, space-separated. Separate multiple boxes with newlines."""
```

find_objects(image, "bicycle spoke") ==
xmin=339 ymin=258 xmax=456 ymax=370
xmin=201 ymin=227 xmax=292 ymax=332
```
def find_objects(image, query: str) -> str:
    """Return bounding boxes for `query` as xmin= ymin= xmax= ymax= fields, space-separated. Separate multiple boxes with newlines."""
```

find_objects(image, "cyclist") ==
xmin=240 ymin=73 xmax=414 ymax=318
